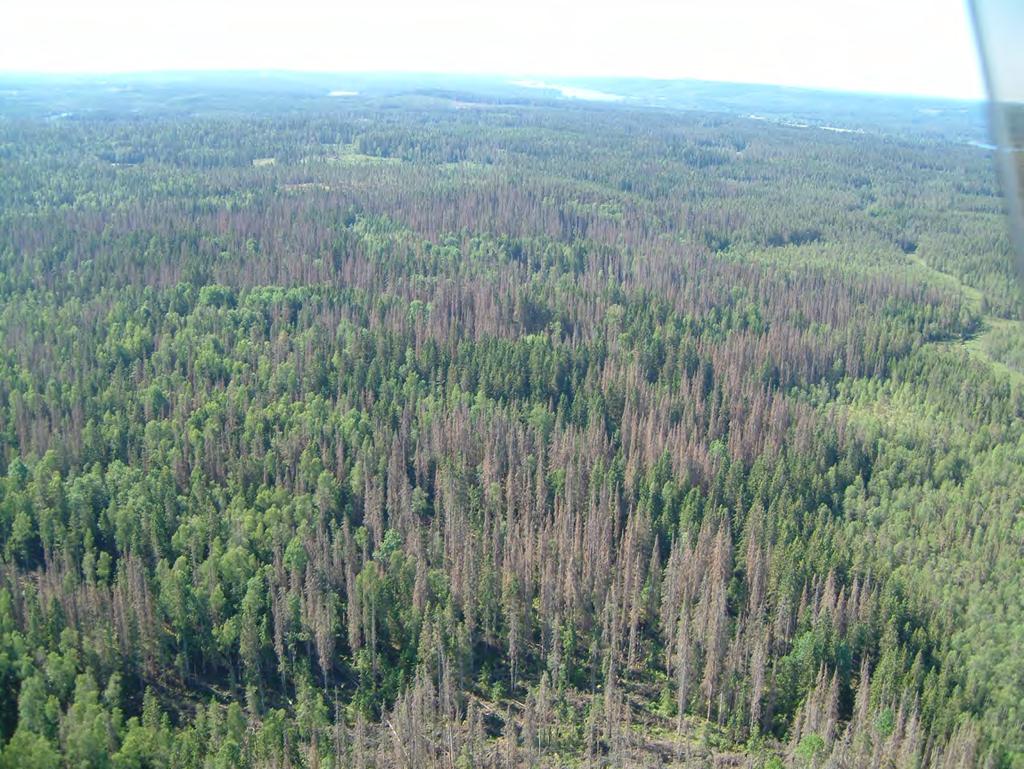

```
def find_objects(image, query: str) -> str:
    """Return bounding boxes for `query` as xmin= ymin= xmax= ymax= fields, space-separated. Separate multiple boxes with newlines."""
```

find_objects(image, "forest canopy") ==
xmin=0 ymin=77 xmax=1022 ymax=768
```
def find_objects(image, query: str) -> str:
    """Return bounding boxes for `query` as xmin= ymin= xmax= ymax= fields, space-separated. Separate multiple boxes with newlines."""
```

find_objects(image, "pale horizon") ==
xmin=2 ymin=0 xmax=987 ymax=100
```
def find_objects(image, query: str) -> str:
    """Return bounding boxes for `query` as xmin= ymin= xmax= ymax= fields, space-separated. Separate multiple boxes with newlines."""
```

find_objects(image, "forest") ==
xmin=0 ymin=78 xmax=1022 ymax=768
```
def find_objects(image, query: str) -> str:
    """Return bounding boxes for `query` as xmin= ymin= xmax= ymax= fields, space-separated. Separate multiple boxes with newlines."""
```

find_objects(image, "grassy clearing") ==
xmin=964 ymin=317 xmax=1024 ymax=383
xmin=907 ymin=245 xmax=1024 ymax=384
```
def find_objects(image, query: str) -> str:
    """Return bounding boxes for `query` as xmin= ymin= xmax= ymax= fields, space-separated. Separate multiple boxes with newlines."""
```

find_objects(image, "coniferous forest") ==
xmin=0 ymin=77 xmax=1022 ymax=768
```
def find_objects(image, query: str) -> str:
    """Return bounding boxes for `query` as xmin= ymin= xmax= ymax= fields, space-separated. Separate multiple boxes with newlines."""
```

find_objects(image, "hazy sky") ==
xmin=1 ymin=0 xmax=986 ymax=99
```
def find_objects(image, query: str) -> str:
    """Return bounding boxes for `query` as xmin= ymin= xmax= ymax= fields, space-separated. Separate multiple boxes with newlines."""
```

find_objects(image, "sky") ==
xmin=1 ymin=0 xmax=988 ymax=99
xmin=971 ymin=0 xmax=1024 ymax=102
